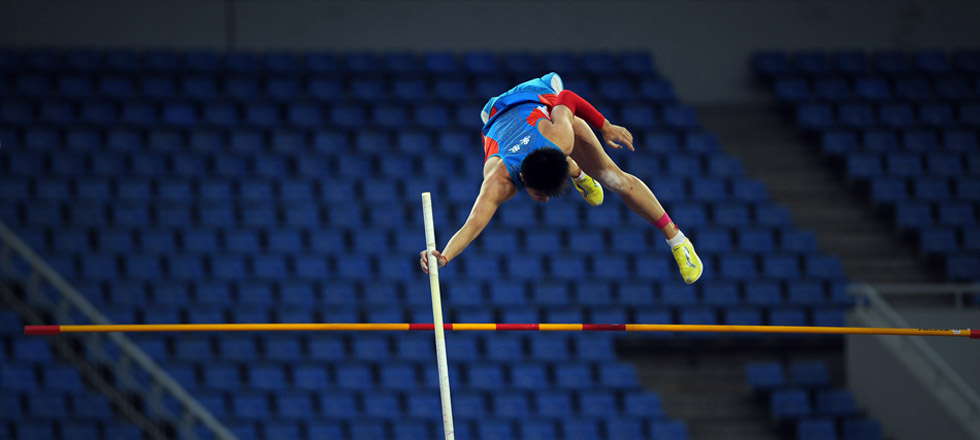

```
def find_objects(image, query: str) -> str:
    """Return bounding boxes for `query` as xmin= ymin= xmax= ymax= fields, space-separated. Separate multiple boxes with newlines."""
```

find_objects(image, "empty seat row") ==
xmin=868 ymin=177 xmax=980 ymax=203
xmin=64 ymin=274 xmax=846 ymax=307
xmin=846 ymin=152 xmax=980 ymax=178
xmin=0 ymin=364 xmax=85 ymax=392
xmin=217 ymin=416 xmax=686 ymax=440
xmin=745 ymin=361 xmax=832 ymax=389
xmin=0 ymin=420 xmax=141 ymax=440
xmin=0 ymin=125 xmax=723 ymax=158
xmin=801 ymin=102 xmax=980 ymax=128
xmin=153 ymin=360 xmax=644 ymax=394
xmin=0 ymin=73 xmax=675 ymax=103
xmin=0 ymin=198 xmax=792 ymax=230
xmin=0 ymin=177 xmax=772 ymax=208
xmin=890 ymin=201 xmax=979 ymax=228
xmin=24 ymin=247 xmax=842 ymax=282
xmin=754 ymin=50 xmax=980 ymax=77
xmin=0 ymin=50 xmax=659 ymax=75
xmin=917 ymin=226 xmax=980 ymax=254
xmin=0 ymin=126 xmax=488 ymax=156
xmin=797 ymin=102 xmax=980 ymax=129
xmin=820 ymin=130 xmax=978 ymax=154
xmin=773 ymin=75 xmax=980 ymax=102
xmin=795 ymin=417 xmax=883 ymax=440
xmin=1 ymin=97 xmax=487 ymax=129
xmin=6 ymin=220 xmax=817 ymax=256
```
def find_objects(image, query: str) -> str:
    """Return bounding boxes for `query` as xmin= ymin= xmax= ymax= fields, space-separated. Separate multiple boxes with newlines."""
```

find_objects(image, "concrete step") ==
xmin=664 ymin=396 xmax=765 ymax=419
xmin=689 ymin=419 xmax=781 ymax=440
xmin=842 ymin=260 xmax=936 ymax=282
xmin=818 ymin=235 xmax=915 ymax=256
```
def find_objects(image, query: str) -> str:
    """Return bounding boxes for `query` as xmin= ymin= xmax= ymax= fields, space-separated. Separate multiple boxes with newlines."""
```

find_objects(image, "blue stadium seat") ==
xmin=821 ymin=131 xmax=858 ymax=155
xmin=789 ymin=361 xmax=831 ymax=387
xmin=797 ymin=104 xmax=834 ymax=129
xmin=218 ymin=335 xmax=258 ymax=361
xmin=738 ymin=228 xmax=775 ymax=253
xmin=886 ymin=153 xmax=923 ymax=176
xmin=863 ymin=131 xmax=898 ymax=152
xmin=510 ymin=363 xmax=548 ymax=390
xmin=914 ymin=177 xmax=951 ymax=200
xmin=468 ymin=363 xmax=505 ymax=390
xmin=535 ymin=391 xmax=573 ymax=417
xmin=248 ymin=364 xmax=287 ymax=391
xmin=720 ymin=253 xmax=758 ymax=280
xmin=757 ymin=205 xmax=792 ymax=230
xmin=797 ymin=418 xmax=837 ymax=440
xmin=695 ymin=227 xmax=733 ymax=254
xmin=842 ymin=418 xmax=883 ymax=440
xmin=598 ymin=363 xmax=640 ymax=388
xmin=943 ymin=130 xmax=977 ymax=151
xmin=894 ymin=201 xmax=933 ymax=228
xmin=770 ymin=388 xmax=811 ymax=420
xmin=938 ymin=201 xmax=976 ymax=226
xmin=920 ymin=103 xmax=955 ymax=127
xmin=880 ymin=104 xmax=916 ymax=128
xmin=815 ymin=389 xmax=858 ymax=416
xmin=839 ymin=103 xmax=875 ymax=128
xmin=204 ymin=362 xmax=242 ymax=390
xmin=813 ymin=307 xmax=846 ymax=327
xmin=774 ymin=78 xmax=810 ymax=101
xmin=724 ymin=307 xmax=763 ymax=326
xmin=363 ymin=391 xmax=401 ymax=417
xmin=649 ymin=420 xmax=688 ymax=440
xmin=787 ymin=281 xmax=826 ymax=305
xmin=293 ymin=364 xmax=330 ymax=390
xmin=947 ymin=255 xmax=980 ymax=281
xmin=846 ymin=154 xmax=883 ymax=178
xmin=453 ymin=391 xmax=487 ymax=419
xmin=805 ymin=255 xmax=845 ymax=279
xmin=529 ymin=334 xmax=571 ymax=361
xmin=1 ymin=364 xmax=38 ymax=390
xmin=702 ymin=281 xmax=739 ymax=306
xmin=962 ymin=228 xmax=980 ymax=251
xmin=918 ymin=227 xmax=958 ymax=254
xmin=555 ymin=363 xmax=593 ymax=389
xmin=492 ymin=392 xmax=530 ymax=418
xmin=870 ymin=177 xmax=906 ymax=203
xmin=232 ymin=392 xmax=270 ymax=419
xmin=769 ymin=307 xmax=807 ymax=326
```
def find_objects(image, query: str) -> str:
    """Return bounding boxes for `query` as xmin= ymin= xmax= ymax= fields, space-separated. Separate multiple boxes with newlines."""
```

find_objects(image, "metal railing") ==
xmin=0 ymin=221 xmax=235 ymax=440
xmin=863 ymin=283 xmax=980 ymax=309
xmin=850 ymin=283 xmax=980 ymax=440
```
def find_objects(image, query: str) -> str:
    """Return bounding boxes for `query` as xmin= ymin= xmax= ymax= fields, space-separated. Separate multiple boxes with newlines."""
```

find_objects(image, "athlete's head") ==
xmin=519 ymin=148 xmax=568 ymax=202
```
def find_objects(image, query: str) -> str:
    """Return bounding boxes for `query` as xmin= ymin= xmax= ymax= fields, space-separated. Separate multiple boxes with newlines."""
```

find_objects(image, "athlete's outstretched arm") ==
xmin=419 ymin=163 xmax=516 ymax=273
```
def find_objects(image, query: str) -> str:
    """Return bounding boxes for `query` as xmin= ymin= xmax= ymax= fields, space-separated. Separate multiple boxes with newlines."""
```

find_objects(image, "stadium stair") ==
xmin=698 ymin=104 xmax=937 ymax=283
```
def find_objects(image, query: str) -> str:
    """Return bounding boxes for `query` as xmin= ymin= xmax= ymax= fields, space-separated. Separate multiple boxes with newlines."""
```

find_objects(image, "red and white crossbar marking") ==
xmin=24 ymin=323 xmax=978 ymax=338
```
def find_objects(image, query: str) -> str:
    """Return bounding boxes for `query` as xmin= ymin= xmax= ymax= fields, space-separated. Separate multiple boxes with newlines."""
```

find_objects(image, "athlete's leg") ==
xmin=563 ymin=116 xmax=701 ymax=284
xmin=539 ymin=107 xmax=604 ymax=206
xmin=566 ymin=157 xmax=582 ymax=178
xmin=567 ymin=117 xmax=679 ymax=239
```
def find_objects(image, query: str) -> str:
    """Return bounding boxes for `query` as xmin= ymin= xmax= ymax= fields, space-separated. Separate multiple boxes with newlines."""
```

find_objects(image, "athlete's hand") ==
xmin=600 ymin=122 xmax=635 ymax=151
xmin=419 ymin=250 xmax=448 ymax=274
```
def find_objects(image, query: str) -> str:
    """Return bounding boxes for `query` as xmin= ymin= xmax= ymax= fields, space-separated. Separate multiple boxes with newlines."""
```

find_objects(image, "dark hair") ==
xmin=520 ymin=148 xmax=568 ymax=197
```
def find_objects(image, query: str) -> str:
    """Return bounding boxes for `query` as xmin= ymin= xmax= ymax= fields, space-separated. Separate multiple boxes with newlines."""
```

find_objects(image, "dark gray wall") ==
xmin=3 ymin=0 xmax=980 ymax=103
xmin=847 ymin=308 xmax=980 ymax=440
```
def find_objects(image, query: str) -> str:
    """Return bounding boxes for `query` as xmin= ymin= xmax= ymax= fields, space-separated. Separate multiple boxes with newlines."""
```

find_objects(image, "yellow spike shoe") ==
xmin=670 ymin=237 xmax=704 ymax=284
xmin=572 ymin=173 xmax=604 ymax=206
